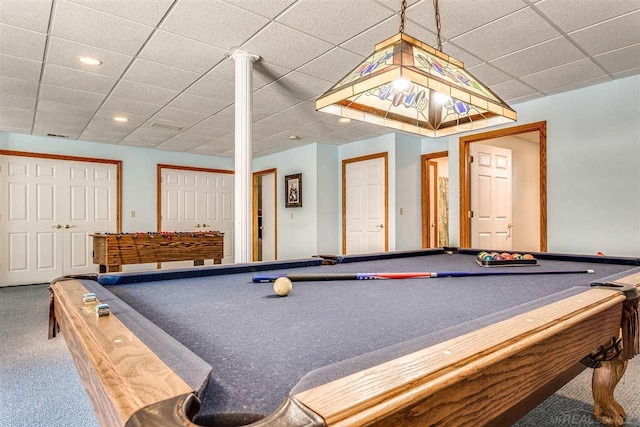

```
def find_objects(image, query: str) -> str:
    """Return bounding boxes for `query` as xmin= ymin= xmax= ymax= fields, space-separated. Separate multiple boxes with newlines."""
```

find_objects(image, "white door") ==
xmin=161 ymin=168 xmax=234 ymax=265
xmin=470 ymin=144 xmax=513 ymax=250
xmin=0 ymin=156 xmax=117 ymax=286
xmin=345 ymin=156 xmax=386 ymax=255
xmin=260 ymin=172 xmax=276 ymax=261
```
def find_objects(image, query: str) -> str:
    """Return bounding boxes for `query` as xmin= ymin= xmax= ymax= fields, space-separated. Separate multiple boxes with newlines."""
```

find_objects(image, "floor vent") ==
xmin=151 ymin=122 xmax=183 ymax=131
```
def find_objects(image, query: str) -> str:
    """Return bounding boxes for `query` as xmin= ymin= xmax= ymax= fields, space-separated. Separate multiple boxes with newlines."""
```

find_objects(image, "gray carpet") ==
xmin=0 ymin=283 xmax=638 ymax=427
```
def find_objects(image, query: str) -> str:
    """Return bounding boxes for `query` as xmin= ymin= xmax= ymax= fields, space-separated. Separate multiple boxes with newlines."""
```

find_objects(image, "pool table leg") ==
xmin=592 ymin=357 xmax=628 ymax=427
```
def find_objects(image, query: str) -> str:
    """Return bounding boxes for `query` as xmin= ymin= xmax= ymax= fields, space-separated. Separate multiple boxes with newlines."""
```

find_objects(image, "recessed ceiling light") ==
xmin=289 ymin=135 xmax=300 ymax=140
xmin=113 ymin=116 xmax=128 ymax=122
xmin=77 ymin=56 xmax=102 ymax=66
xmin=338 ymin=118 xmax=351 ymax=123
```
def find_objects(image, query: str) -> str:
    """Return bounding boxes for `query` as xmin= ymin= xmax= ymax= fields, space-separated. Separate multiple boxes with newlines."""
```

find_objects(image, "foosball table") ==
xmin=91 ymin=231 xmax=224 ymax=272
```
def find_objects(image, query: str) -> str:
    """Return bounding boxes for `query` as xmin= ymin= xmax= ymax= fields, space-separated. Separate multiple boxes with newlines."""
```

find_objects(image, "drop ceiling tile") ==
xmin=253 ymin=62 xmax=291 ymax=90
xmin=223 ymin=0 xmax=296 ymax=19
xmin=595 ymin=43 xmax=640 ymax=74
xmin=451 ymin=8 xmax=560 ymax=61
xmin=376 ymin=0 xmax=421 ymax=9
xmin=280 ymin=101 xmax=327 ymax=120
xmin=0 ymin=0 xmax=53 ymax=33
xmin=340 ymin=16 xmax=434 ymax=57
xmin=253 ymin=122 xmax=286 ymax=137
xmin=52 ymin=1 xmax=154 ymax=55
xmin=0 ymin=24 xmax=47 ymax=60
xmin=101 ymin=96 xmax=161 ymax=117
xmin=323 ymin=126 xmax=373 ymax=140
xmin=152 ymin=107 xmax=209 ymax=127
xmin=33 ymin=122 xmax=83 ymax=137
xmin=119 ymin=134 xmax=165 ymax=147
xmin=440 ymin=42 xmax=483 ymax=68
xmin=261 ymin=72 xmax=332 ymax=100
xmin=0 ymin=125 xmax=31 ymax=134
xmin=169 ymin=93 xmax=229 ymax=115
xmin=40 ymin=84 xmax=105 ymax=108
xmin=535 ymin=0 xmax=640 ymax=33
xmin=252 ymin=89 xmax=304 ymax=113
xmin=124 ymin=59 xmax=201 ymax=91
xmin=161 ymin=0 xmax=269 ymax=49
xmin=316 ymin=115 xmax=360 ymax=127
xmin=256 ymin=113 xmax=312 ymax=129
xmin=0 ymin=93 xmax=36 ymax=110
xmin=139 ymin=31 xmax=227 ymax=73
xmin=184 ymin=125 xmax=229 ymax=138
xmin=36 ymin=111 xmax=89 ymax=127
xmin=297 ymin=48 xmax=364 ymax=83
xmin=189 ymin=142 xmax=229 ymax=156
xmin=277 ymin=0 xmax=393 ymax=45
xmin=200 ymin=115 xmax=235 ymax=130
xmin=544 ymin=75 xmax=612 ymax=95
xmin=407 ymin=0 xmax=526 ymax=38
xmin=92 ymin=110 xmax=149 ymax=127
xmin=467 ymin=63 xmax=512 ymax=86
xmin=613 ymin=66 xmax=640 ymax=79
xmin=290 ymin=120 xmax=343 ymax=137
xmin=521 ymin=58 xmax=607 ymax=92
xmin=207 ymin=59 xmax=235 ymax=82
xmin=569 ymin=11 xmax=640 ymax=56
xmin=132 ymin=124 xmax=181 ymax=139
xmin=489 ymin=37 xmax=586 ymax=78
xmin=242 ymin=22 xmax=333 ymax=70
xmin=187 ymin=76 xmax=235 ymax=102
xmin=489 ymin=79 xmax=538 ymax=100
xmin=37 ymin=100 xmax=95 ymax=119
xmin=0 ymin=54 xmax=42 ymax=81
xmin=80 ymin=129 xmax=125 ymax=144
xmin=159 ymin=133 xmax=212 ymax=148
xmin=43 ymin=64 xmax=116 ymax=94
xmin=0 ymin=106 xmax=34 ymax=128
xmin=46 ymin=37 xmax=133 ymax=78
xmin=111 ymin=80 xmax=179 ymax=105
xmin=68 ymin=0 xmax=174 ymax=26
xmin=0 ymin=76 xmax=39 ymax=97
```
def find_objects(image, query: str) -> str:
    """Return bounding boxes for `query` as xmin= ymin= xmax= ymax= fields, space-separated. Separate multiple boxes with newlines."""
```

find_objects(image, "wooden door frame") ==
xmin=0 ymin=149 xmax=122 ymax=232
xmin=342 ymin=152 xmax=389 ymax=255
xmin=252 ymin=168 xmax=277 ymax=261
xmin=156 ymin=164 xmax=233 ymax=232
xmin=458 ymin=121 xmax=547 ymax=251
xmin=421 ymin=151 xmax=448 ymax=248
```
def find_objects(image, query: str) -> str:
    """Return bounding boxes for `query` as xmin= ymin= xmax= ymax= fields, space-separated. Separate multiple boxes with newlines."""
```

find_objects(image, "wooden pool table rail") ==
xmin=49 ymin=271 xmax=640 ymax=427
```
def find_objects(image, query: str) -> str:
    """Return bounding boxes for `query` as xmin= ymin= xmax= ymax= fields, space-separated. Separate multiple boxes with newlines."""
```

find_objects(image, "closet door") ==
xmin=0 ymin=155 xmax=117 ymax=286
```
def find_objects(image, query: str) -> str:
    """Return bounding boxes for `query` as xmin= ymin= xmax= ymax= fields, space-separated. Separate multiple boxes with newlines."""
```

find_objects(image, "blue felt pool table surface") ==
xmin=89 ymin=249 xmax=640 ymax=426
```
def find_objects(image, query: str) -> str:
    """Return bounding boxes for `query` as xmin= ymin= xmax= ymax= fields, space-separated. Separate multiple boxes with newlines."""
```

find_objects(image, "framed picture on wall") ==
xmin=285 ymin=173 xmax=302 ymax=208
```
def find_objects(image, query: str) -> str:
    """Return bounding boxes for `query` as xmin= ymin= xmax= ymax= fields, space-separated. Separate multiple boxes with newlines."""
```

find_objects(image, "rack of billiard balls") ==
xmin=476 ymin=251 xmax=537 ymax=267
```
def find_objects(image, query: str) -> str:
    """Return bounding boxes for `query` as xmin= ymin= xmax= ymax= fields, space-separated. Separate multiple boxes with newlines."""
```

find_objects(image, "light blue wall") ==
xmin=316 ymin=143 xmax=340 ymax=254
xmin=395 ymin=133 xmax=423 ymax=250
xmin=0 ymin=133 xmax=233 ymax=233
xmin=253 ymin=143 xmax=320 ymax=259
xmin=430 ymin=75 xmax=640 ymax=256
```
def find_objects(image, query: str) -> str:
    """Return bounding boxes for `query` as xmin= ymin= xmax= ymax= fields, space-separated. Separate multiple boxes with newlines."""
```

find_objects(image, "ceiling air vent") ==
xmin=47 ymin=133 xmax=68 ymax=138
xmin=151 ymin=122 xmax=184 ymax=131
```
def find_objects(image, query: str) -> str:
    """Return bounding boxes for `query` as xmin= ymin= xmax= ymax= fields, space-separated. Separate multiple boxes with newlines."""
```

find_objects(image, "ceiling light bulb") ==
xmin=77 ymin=56 xmax=102 ymax=66
xmin=289 ymin=135 xmax=300 ymax=140
xmin=338 ymin=118 xmax=351 ymax=123
xmin=113 ymin=116 xmax=128 ymax=122
xmin=392 ymin=78 xmax=411 ymax=91
xmin=433 ymin=92 xmax=451 ymax=105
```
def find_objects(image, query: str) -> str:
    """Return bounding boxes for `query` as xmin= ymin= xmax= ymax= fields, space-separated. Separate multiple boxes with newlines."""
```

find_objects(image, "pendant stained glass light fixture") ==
xmin=315 ymin=0 xmax=517 ymax=138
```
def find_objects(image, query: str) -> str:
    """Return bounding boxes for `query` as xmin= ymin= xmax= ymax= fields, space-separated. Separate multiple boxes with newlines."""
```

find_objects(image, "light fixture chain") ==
xmin=399 ymin=0 xmax=407 ymax=33
xmin=433 ymin=0 xmax=442 ymax=51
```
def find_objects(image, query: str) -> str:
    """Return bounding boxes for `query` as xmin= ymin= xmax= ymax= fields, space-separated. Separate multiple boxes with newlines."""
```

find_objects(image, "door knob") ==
xmin=507 ymin=223 xmax=514 ymax=229
xmin=202 ymin=223 xmax=209 ymax=227
xmin=65 ymin=224 xmax=73 ymax=229
xmin=196 ymin=224 xmax=201 ymax=228
xmin=375 ymin=224 xmax=384 ymax=228
xmin=52 ymin=224 xmax=61 ymax=229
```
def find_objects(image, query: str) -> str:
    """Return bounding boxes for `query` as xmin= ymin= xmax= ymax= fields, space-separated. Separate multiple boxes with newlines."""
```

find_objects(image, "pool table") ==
xmin=48 ymin=248 xmax=640 ymax=427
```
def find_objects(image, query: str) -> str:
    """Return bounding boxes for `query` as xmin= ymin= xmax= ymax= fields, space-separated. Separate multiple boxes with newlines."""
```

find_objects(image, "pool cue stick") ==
xmin=252 ymin=270 xmax=595 ymax=283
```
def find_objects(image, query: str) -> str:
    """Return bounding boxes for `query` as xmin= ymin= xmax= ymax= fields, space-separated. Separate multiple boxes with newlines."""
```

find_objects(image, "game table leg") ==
xmin=592 ymin=357 xmax=628 ymax=426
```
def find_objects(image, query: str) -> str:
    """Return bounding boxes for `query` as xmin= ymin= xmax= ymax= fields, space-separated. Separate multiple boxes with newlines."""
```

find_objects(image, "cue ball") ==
xmin=273 ymin=277 xmax=292 ymax=296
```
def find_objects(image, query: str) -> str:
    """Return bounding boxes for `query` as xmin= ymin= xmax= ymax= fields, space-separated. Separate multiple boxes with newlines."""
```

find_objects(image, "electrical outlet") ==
xmin=290 ymin=213 xmax=293 ymax=220
xmin=400 ymin=208 xmax=404 ymax=215
xmin=131 ymin=210 xmax=136 ymax=218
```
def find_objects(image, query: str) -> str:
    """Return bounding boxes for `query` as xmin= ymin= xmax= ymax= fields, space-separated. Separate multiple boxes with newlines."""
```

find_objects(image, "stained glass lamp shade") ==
xmin=315 ymin=33 xmax=517 ymax=138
